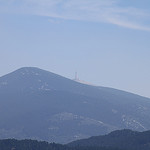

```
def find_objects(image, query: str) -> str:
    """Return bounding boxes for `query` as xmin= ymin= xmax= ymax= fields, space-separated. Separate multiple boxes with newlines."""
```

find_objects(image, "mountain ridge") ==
xmin=1 ymin=67 xmax=149 ymax=99
xmin=68 ymin=129 xmax=150 ymax=150
xmin=1 ymin=129 xmax=150 ymax=150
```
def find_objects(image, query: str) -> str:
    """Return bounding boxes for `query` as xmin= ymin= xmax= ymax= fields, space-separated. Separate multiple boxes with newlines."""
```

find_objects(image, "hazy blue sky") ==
xmin=0 ymin=0 xmax=150 ymax=98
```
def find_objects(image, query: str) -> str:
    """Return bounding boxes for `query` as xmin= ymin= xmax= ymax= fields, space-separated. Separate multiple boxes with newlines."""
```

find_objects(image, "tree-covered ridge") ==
xmin=2 ymin=129 xmax=150 ymax=150
xmin=0 ymin=139 xmax=123 ymax=150
xmin=68 ymin=129 xmax=150 ymax=150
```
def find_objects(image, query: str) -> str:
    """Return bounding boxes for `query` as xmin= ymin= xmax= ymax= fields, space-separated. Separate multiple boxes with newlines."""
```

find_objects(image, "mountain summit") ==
xmin=0 ymin=67 xmax=150 ymax=143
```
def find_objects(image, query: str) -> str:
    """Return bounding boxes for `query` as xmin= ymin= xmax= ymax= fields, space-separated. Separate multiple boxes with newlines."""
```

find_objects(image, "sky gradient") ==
xmin=0 ymin=0 xmax=150 ymax=98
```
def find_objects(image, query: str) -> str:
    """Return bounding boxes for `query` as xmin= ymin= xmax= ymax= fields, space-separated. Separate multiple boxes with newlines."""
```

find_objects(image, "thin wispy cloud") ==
xmin=1 ymin=0 xmax=150 ymax=31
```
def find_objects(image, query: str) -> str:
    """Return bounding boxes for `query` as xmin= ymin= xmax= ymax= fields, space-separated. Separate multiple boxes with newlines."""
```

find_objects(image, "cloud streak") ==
xmin=1 ymin=0 xmax=150 ymax=31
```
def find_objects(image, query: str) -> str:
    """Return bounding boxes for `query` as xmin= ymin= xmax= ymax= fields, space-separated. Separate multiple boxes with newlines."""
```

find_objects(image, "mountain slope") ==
xmin=0 ymin=67 xmax=150 ymax=143
xmin=68 ymin=129 xmax=150 ymax=150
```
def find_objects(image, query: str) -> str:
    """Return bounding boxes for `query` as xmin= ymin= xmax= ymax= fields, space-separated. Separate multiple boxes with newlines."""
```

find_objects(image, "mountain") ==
xmin=0 ymin=67 xmax=150 ymax=143
xmin=68 ymin=129 xmax=150 ymax=150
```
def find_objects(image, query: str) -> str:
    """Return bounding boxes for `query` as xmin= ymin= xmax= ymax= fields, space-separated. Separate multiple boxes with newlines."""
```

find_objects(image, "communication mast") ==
xmin=75 ymin=72 xmax=78 ymax=80
xmin=75 ymin=72 xmax=79 ymax=81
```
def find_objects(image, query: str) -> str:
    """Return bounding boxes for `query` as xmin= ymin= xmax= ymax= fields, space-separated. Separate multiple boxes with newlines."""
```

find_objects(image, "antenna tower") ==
xmin=75 ymin=72 xmax=78 ymax=80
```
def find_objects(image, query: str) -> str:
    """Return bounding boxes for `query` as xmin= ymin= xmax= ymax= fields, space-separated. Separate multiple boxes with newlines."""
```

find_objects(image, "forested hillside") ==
xmin=0 ymin=139 xmax=122 ymax=150
xmin=68 ymin=129 xmax=150 ymax=150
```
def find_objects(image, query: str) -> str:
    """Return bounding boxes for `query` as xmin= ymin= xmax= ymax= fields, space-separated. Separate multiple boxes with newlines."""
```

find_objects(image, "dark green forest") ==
xmin=2 ymin=129 xmax=150 ymax=150
xmin=68 ymin=129 xmax=150 ymax=150
xmin=0 ymin=139 xmax=122 ymax=150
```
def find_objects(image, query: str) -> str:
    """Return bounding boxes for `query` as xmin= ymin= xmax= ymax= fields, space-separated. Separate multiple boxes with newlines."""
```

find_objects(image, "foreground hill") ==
xmin=2 ymin=130 xmax=150 ymax=150
xmin=68 ymin=129 xmax=150 ymax=150
xmin=0 ymin=67 xmax=150 ymax=143
xmin=0 ymin=139 xmax=122 ymax=150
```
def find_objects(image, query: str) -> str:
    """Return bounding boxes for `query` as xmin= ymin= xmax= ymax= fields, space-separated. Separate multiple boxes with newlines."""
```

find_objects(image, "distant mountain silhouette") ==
xmin=68 ymin=129 xmax=150 ymax=150
xmin=0 ymin=67 xmax=150 ymax=143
